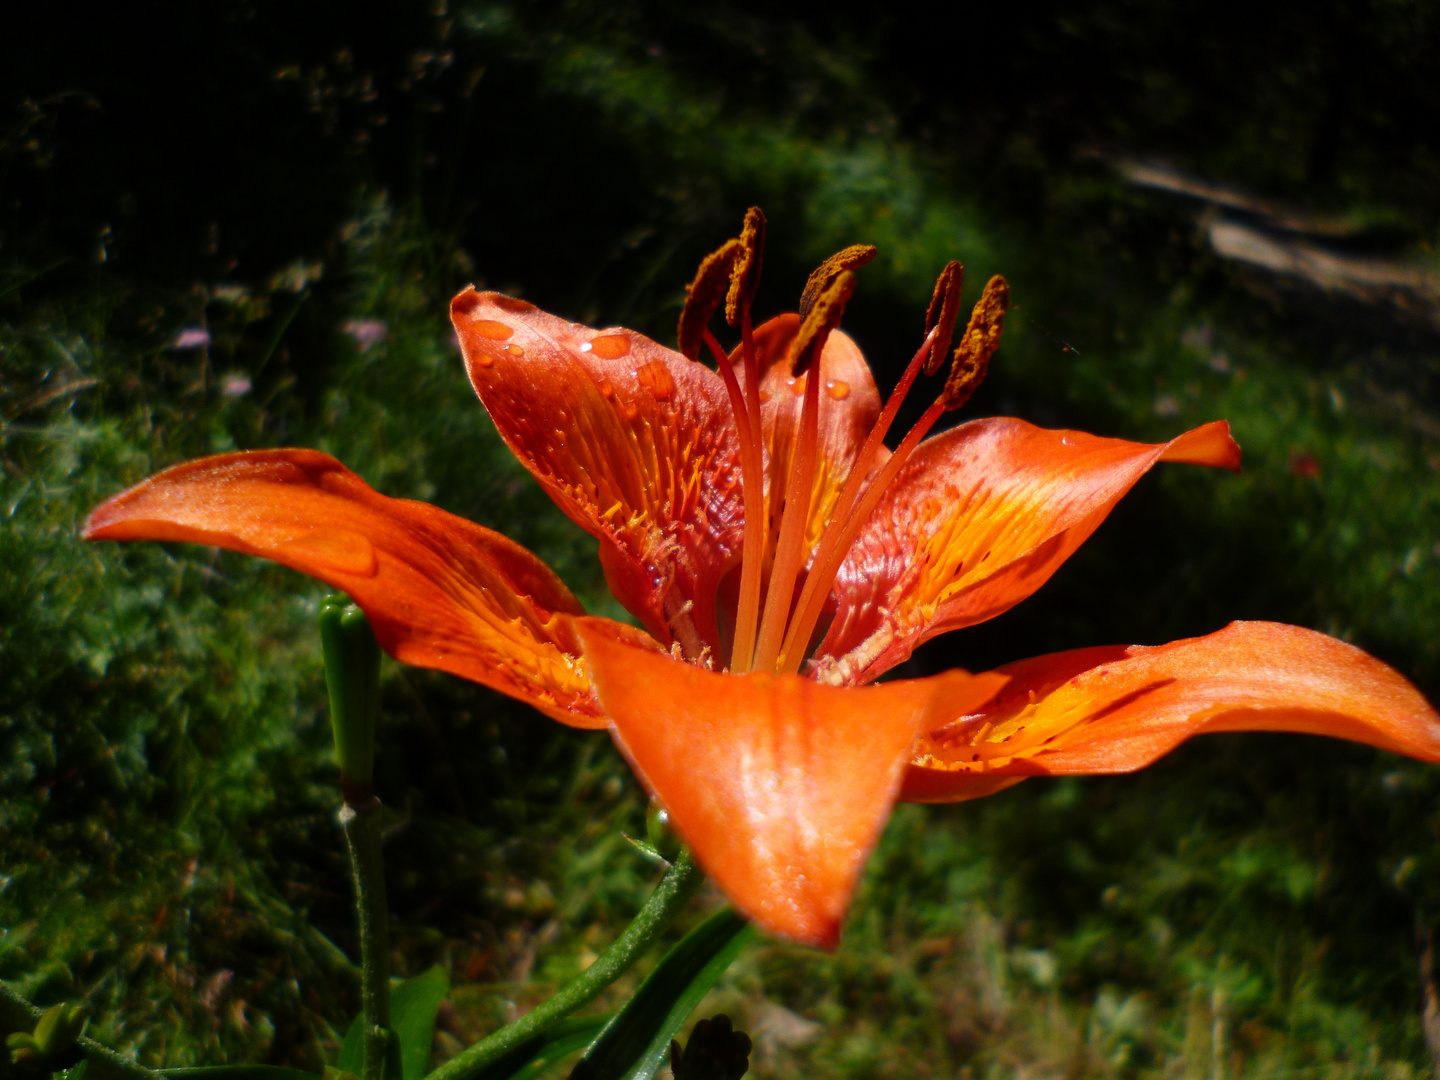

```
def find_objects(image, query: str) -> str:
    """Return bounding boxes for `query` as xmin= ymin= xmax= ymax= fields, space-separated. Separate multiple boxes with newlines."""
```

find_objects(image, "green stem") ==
xmin=341 ymin=798 xmax=394 ymax=1080
xmin=0 ymin=982 xmax=160 ymax=1080
xmin=424 ymin=849 xmax=705 ymax=1080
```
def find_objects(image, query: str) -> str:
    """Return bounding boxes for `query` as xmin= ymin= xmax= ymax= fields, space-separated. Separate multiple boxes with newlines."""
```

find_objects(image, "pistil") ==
xmin=775 ymin=327 xmax=937 ymax=672
xmin=752 ymin=271 xmax=856 ymax=672
xmin=775 ymin=274 xmax=1010 ymax=674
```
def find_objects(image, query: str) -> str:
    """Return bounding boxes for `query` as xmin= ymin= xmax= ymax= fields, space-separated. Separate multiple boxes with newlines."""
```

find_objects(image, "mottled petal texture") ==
xmin=453 ymin=288 xmax=742 ymax=662
xmin=903 ymin=621 xmax=1440 ymax=801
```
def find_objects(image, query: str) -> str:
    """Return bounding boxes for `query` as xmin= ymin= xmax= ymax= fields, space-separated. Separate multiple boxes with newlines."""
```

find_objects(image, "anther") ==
xmin=922 ymin=261 xmax=965 ymax=376
xmin=941 ymin=275 xmax=1009 ymax=410
xmin=790 ymin=271 xmax=857 ymax=376
xmin=725 ymin=207 xmax=766 ymax=327
xmin=798 ymin=244 xmax=876 ymax=322
xmin=677 ymin=239 xmax=743 ymax=361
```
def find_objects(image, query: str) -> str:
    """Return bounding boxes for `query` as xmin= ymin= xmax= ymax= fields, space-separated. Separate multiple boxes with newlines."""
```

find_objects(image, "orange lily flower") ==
xmin=85 ymin=211 xmax=1440 ymax=949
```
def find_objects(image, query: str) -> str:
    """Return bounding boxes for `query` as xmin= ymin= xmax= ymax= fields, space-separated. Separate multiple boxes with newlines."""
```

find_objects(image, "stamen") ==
xmin=776 ymin=275 xmax=1010 ymax=674
xmin=677 ymin=239 xmax=742 ymax=361
xmin=752 ymin=271 xmax=856 ymax=672
xmin=798 ymin=244 xmax=876 ymax=322
xmin=725 ymin=208 xmax=768 ymax=671
xmin=703 ymin=329 xmax=765 ymax=670
xmin=675 ymin=215 xmax=767 ymax=670
xmin=922 ymin=261 xmax=965 ymax=375
xmin=942 ymin=275 xmax=1010 ymax=411
xmin=725 ymin=208 xmax=766 ymax=328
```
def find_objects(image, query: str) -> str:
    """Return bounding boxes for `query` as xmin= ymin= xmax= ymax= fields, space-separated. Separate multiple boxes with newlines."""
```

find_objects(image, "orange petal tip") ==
xmin=576 ymin=617 xmax=1003 ymax=946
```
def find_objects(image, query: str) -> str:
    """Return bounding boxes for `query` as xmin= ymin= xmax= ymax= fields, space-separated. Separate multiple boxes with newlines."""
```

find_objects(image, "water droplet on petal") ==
xmin=619 ymin=400 xmax=639 ymax=421
xmin=471 ymin=319 xmax=514 ymax=340
xmin=589 ymin=333 xmax=631 ymax=359
xmin=473 ymin=353 xmax=495 ymax=368
xmin=503 ymin=343 xmax=525 ymax=357
xmin=788 ymin=375 xmax=806 ymax=396
xmin=279 ymin=528 xmax=378 ymax=577
xmin=598 ymin=378 xmax=614 ymax=398
xmin=636 ymin=360 xmax=676 ymax=401
xmin=579 ymin=341 xmax=593 ymax=353
xmin=826 ymin=379 xmax=850 ymax=400
xmin=758 ymin=390 xmax=772 ymax=403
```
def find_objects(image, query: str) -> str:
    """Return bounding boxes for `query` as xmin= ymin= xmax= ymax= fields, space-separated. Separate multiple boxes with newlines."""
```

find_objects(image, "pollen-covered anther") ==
xmin=798 ymin=244 xmax=876 ymax=322
xmin=941 ymin=275 xmax=1010 ymax=411
xmin=790 ymin=271 xmax=857 ymax=377
xmin=678 ymin=239 xmax=743 ymax=361
xmin=724 ymin=206 xmax=766 ymax=327
xmin=923 ymin=261 xmax=965 ymax=376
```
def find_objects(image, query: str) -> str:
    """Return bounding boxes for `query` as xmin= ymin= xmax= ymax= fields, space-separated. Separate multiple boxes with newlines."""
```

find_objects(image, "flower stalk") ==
xmin=320 ymin=600 xmax=394 ymax=1080
xmin=426 ymin=849 xmax=705 ymax=1080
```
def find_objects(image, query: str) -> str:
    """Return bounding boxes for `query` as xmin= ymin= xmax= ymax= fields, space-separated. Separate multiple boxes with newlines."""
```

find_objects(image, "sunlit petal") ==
xmin=85 ymin=449 xmax=607 ymax=727
xmin=814 ymin=418 xmax=1242 ymax=685
xmin=577 ymin=616 xmax=1006 ymax=946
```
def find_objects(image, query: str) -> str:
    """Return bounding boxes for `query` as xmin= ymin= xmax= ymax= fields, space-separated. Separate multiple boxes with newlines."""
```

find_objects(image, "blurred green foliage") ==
xmin=4 ymin=1 xmax=1440 ymax=1077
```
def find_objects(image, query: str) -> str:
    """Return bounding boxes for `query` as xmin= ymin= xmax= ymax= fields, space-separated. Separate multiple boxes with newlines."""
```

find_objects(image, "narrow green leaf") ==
xmin=163 ymin=1067 xmax=321 ymax=1080
xmin=465 ymin=1016 xmax=609 ymax=1080
xmin=392 ymin=966 xmax=450 ymax=1080
xmin=337 ymin=967 xmax=449 ymax=1080
xmin=567 ymin=910 xmax=752 ymax=1080
xmin=337 ymin=1016 xmax=364 ymax=1077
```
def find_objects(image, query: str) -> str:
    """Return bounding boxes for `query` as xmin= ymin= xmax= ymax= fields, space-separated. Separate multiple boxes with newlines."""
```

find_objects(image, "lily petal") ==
xmin=84 ymin=449 xmax=606 ymax=728
xmin=814 ymin=417 xmax=1242 ymax=685
xmin=453 ymin=289 xmax=743 ymax=662
xmin=745 ymin=315 xmax=886 ymax=569
xmin=576 ymin=617 xmax=1007 ymax=946
xmin=902 ymin=621 xmax=1440 ymax=801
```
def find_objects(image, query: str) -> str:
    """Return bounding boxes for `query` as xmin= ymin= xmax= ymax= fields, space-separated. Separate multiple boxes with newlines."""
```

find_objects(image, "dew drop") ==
xmin=598 ymin=378 xmax=614 ymax=398
xmin=471 ymin=319 xmax=514 ymax=340
xmin=825 ymin=379 xmax=851 ymax=400
xmin=636 ymin=360 xmax=676 ymax=401
xmin=491 ymin=294 xmax=537 ymax=314
xmin=619 ymin=400 xmax=640 ymax=421
xmin=787 ymin=375 xmax=807 ymax=396
xmin=503 ymin=343 xmax=525 ymax=357
xmin=279 ymin=528 xmax=378 ymax=577
xmin=589 ymin=333 xmax=631 ymax=359
xmin=473 ymin=353 xmax=495 ymax=368
xmin=758 ymin=390 xmax=772 ymax=403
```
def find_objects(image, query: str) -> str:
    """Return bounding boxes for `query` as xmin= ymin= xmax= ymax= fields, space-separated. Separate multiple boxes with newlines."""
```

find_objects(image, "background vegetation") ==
xmin=4 ymin=1 xmax=1440 ymax=1076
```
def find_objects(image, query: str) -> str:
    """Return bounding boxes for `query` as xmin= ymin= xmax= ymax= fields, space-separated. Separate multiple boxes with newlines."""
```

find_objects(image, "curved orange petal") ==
xmin=813 ymin=417 xmax=1241 ymax=685
xmin=576 ymin=617 xmax=1007 ymax=946
xmin=452 ymin=288 xmax=742 ymax=662
xmin=902 ymin=621 xmax=1440 ymax=802
xmin=84 ymin=449 xmax=608 ymax=728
